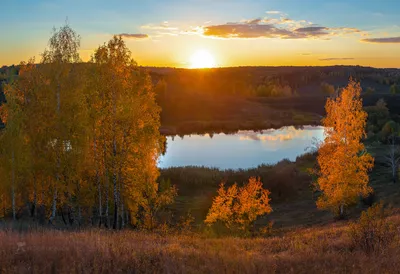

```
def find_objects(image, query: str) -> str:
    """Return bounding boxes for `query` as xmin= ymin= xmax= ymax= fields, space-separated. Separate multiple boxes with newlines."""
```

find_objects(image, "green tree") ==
xmin=390 ymin=84 xmax=399 ymax=94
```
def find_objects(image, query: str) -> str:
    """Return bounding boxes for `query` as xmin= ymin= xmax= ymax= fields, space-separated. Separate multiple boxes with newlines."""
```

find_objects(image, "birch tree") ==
xmin=316 ymin=79 xmax=374 ymax=218
xmin=90 ymin=36 xmax=171 ymax=229
xmin=39 ymin=23 xmax=85 ymax=224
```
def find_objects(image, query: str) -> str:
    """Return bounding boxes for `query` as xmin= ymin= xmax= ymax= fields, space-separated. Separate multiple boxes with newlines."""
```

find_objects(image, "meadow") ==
xmin=1 ymin=212 xmax=399 ymax=274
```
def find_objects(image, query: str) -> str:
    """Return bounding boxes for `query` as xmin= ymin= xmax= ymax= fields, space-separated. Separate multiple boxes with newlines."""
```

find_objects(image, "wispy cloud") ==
xmin=141 ymin=21 xmax=178 ymax=31
xmin=200 ymin=21 xmax=360 ymax=39
xmin=118 ymin=33 xmax=149 ymax=39
xmin=361 ymin=36 xmax=400 ymax=43
xmin=142 ymin=12 xmax=365 ymax=41
xmin=140 ymin=21 xmax=180 ymax=37
xmin=319 ymin=57 xmax=355 ymax=61
xmin=266 ymin=10 xmax=281 ymax=14
xmin=239 ymin=127 xmax=311 ymax=142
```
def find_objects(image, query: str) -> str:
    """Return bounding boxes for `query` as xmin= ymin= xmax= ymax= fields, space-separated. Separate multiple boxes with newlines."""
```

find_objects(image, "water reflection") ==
xmin=159 ymin=126 xmax=324 ymax=170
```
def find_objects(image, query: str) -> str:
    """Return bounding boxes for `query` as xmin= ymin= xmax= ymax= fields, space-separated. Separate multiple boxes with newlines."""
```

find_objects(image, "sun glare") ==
xmin=190 ymin=50 xmax=216 ymax=68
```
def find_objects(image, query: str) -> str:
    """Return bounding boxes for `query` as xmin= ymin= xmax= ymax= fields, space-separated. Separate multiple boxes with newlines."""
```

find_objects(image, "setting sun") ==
xmin=189 ymin=50 xmax=216 ymax=68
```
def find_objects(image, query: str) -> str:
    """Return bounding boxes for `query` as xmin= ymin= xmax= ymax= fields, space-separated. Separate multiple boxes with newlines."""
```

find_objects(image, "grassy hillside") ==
xmin=1 ymin=214 xmax=399 ymax=274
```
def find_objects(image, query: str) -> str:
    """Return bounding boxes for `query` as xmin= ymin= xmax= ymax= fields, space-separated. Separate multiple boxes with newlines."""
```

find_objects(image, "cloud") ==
xmin=141 ymin=21 xmax=178 ymax=31
xmin=140 ymin=21 xmax=181 ymax=37
xmin=361 ymin=36 xmax=400 ymax=43
xmin=266 ymin=11 xmax=281 ymax=14
xmin=239 ymin=127 xmax=311 ymax=142
xmin=118 ymin=33 xmax=149 ymax=39
xmin=142 ymin=12 xmax=364 ymax=41
xmin=319 ymin=57 xmax=355 ymax=61
xmin=202 ymin=23 xmax=295 ymax=39
xmin=201 ymin=21 xmax=360 ymax=39
xmin=294 ymin=26 xmax=330 ymax=37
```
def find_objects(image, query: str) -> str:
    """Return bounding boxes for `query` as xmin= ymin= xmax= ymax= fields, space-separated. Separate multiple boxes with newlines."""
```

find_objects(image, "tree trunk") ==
xmin=94 ymin=137 xmax=102 ymax=227
xmin=102 ymin=126 xmax=109 ymax=228
xmin=76 ymin=181 xmax=81 ymax=227
xmin=105 ymin=185 xmax=109 ymax=228
xmin=120 ymin=202 xmax=125 ymax=229
xmin=339 ymin=204 xmax=345 ymax=219
xmin=49 ymin=186 xmax=57 ymax=224
xmin=32 ymin=184 xmax=37 ymax=218
xmin=97 ymin=176 xmax=102 ymax=227
xmin=49 ymin=81 xmax=61 ymax=225
xmin=112 ymin=137 xmax=118 ymax=230
xmin=11 ymin=150 xmax=16 ymax=221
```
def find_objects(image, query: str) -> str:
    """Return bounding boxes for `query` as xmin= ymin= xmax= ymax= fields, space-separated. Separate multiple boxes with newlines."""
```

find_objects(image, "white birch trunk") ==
xmin=11 ymin=150 xmax=16 ymax=221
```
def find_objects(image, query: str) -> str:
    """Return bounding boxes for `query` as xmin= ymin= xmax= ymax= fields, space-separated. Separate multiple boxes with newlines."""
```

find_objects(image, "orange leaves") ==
xmin=0 ymin=105 xmax=8 ymax=124
xmin=316 ymin=79 xmax=374 ymax=215
xmin=205 ymin=182 xmax=238 ymax=228
xmin=205 ymin=177 xmax=272 ymax=231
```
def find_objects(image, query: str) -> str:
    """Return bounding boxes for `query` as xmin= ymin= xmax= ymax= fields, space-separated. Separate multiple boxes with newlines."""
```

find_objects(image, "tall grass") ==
xmin=1 ymin=215 xmax=400 ymax=273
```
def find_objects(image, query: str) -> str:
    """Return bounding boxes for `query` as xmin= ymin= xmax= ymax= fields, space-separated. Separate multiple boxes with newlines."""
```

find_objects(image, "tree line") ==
xmin=0 ymin=24 xmax=175 ymax=229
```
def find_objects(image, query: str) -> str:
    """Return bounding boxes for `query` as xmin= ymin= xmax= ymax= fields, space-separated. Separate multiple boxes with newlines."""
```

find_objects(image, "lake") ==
xmin=159 ymin=126 xmax=324 ymax=169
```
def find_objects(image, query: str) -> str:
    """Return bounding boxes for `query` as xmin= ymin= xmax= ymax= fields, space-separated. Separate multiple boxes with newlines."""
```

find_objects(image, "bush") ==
xmin=349 ymin=202 xmax=396 ymax=254
xmin=205 ymin=177 xmax=272 ymax=234
xmin=365 ymin=87 xmax=375 ymax=94
xmin=320 ymin=82 xmax=335 ymax=95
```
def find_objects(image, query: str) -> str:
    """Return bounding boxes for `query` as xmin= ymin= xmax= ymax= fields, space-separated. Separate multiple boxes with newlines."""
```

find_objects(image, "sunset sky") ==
xmin=1 ymin=0 xmax=400 ymax=68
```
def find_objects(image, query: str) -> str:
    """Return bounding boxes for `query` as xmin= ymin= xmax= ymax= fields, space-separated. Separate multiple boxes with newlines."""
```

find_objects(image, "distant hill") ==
xmin=2 ymin=65 xmax=400 ymax=134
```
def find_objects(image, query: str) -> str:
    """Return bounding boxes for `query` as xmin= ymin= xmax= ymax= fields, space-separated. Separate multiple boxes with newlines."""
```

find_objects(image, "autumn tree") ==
xmin=89 ymin=36 xmax=173 ymax=229
xmin=0 ymin=25 xmax=173 ymax=229
xmin=0 ymin=75 xmax=27 ymax=220
xmin=316 ymin=79 xmax=374 ymax=218
xmin=321 ymin=82 xmax=335 ymax=96
xmin=35 ymin=23 xmax=86 ymax=225
xmin=205 ymin=177 xmax=272 ymax=232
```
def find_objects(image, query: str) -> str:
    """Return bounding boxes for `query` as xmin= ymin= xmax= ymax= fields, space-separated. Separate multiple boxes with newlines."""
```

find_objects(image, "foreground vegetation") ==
xmin=1 ymin=210 xmax=399 ymax=274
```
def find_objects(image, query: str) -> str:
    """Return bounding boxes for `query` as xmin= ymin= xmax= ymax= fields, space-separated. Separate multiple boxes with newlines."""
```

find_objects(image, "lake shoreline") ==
xmin=160 ymin=115 xmax=322 ymax=136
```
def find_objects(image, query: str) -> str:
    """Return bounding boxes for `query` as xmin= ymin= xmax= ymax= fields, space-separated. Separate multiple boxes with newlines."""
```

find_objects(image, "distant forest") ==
xmin=2 ymin=65 xmax=400 ymax=133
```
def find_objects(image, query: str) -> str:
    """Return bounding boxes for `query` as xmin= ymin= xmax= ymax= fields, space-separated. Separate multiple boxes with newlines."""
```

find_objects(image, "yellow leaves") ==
xmin=317 ymin=79 xmax=374 ymax=214
xmin=205 ymin=182 xmax=238 ymax=228
xmin=0 ymin=105 xmax=8 ymax=124
xmin=205 ymin=177 xmax=272 ymax=231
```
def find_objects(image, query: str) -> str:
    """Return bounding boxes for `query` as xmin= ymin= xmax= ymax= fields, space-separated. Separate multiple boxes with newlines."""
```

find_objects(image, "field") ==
xmin=1 ymin=213 xmax=400 ymax=274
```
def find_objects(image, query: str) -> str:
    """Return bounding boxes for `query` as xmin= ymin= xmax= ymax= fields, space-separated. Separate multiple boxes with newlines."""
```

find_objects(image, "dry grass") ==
xmin=1 ymin=215 xmax=400 ymax=273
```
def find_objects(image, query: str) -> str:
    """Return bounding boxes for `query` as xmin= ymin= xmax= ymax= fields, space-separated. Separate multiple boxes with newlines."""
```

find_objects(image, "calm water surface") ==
xmin=159 ymin=126 xmax=324 ymax=170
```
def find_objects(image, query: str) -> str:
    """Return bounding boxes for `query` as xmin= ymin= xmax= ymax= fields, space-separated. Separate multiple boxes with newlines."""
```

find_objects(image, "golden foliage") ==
xmin=316 ymin=79 xmax=374 ymax=216
xmin=349 ymin=202 xmax=396 ymax=254
xmin=205 ymin=177 xmax=272 ymax=231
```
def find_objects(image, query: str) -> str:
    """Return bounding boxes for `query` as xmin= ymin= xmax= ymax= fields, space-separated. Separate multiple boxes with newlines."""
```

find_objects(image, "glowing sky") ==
xmin=1 ymin=0 xmax=399 ymax=68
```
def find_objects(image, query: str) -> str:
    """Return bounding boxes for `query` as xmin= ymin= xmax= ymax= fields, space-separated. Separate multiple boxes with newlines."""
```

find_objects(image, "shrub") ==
xmin=365 ymin=87 xmax=375 ymax=94
xmin=349 ymin=202 xmax=396 ymax=254
xmin=320 ymin=82 xmax=335 ymax=95
xmin=205 ymin=177 xmax=272 ymax=234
